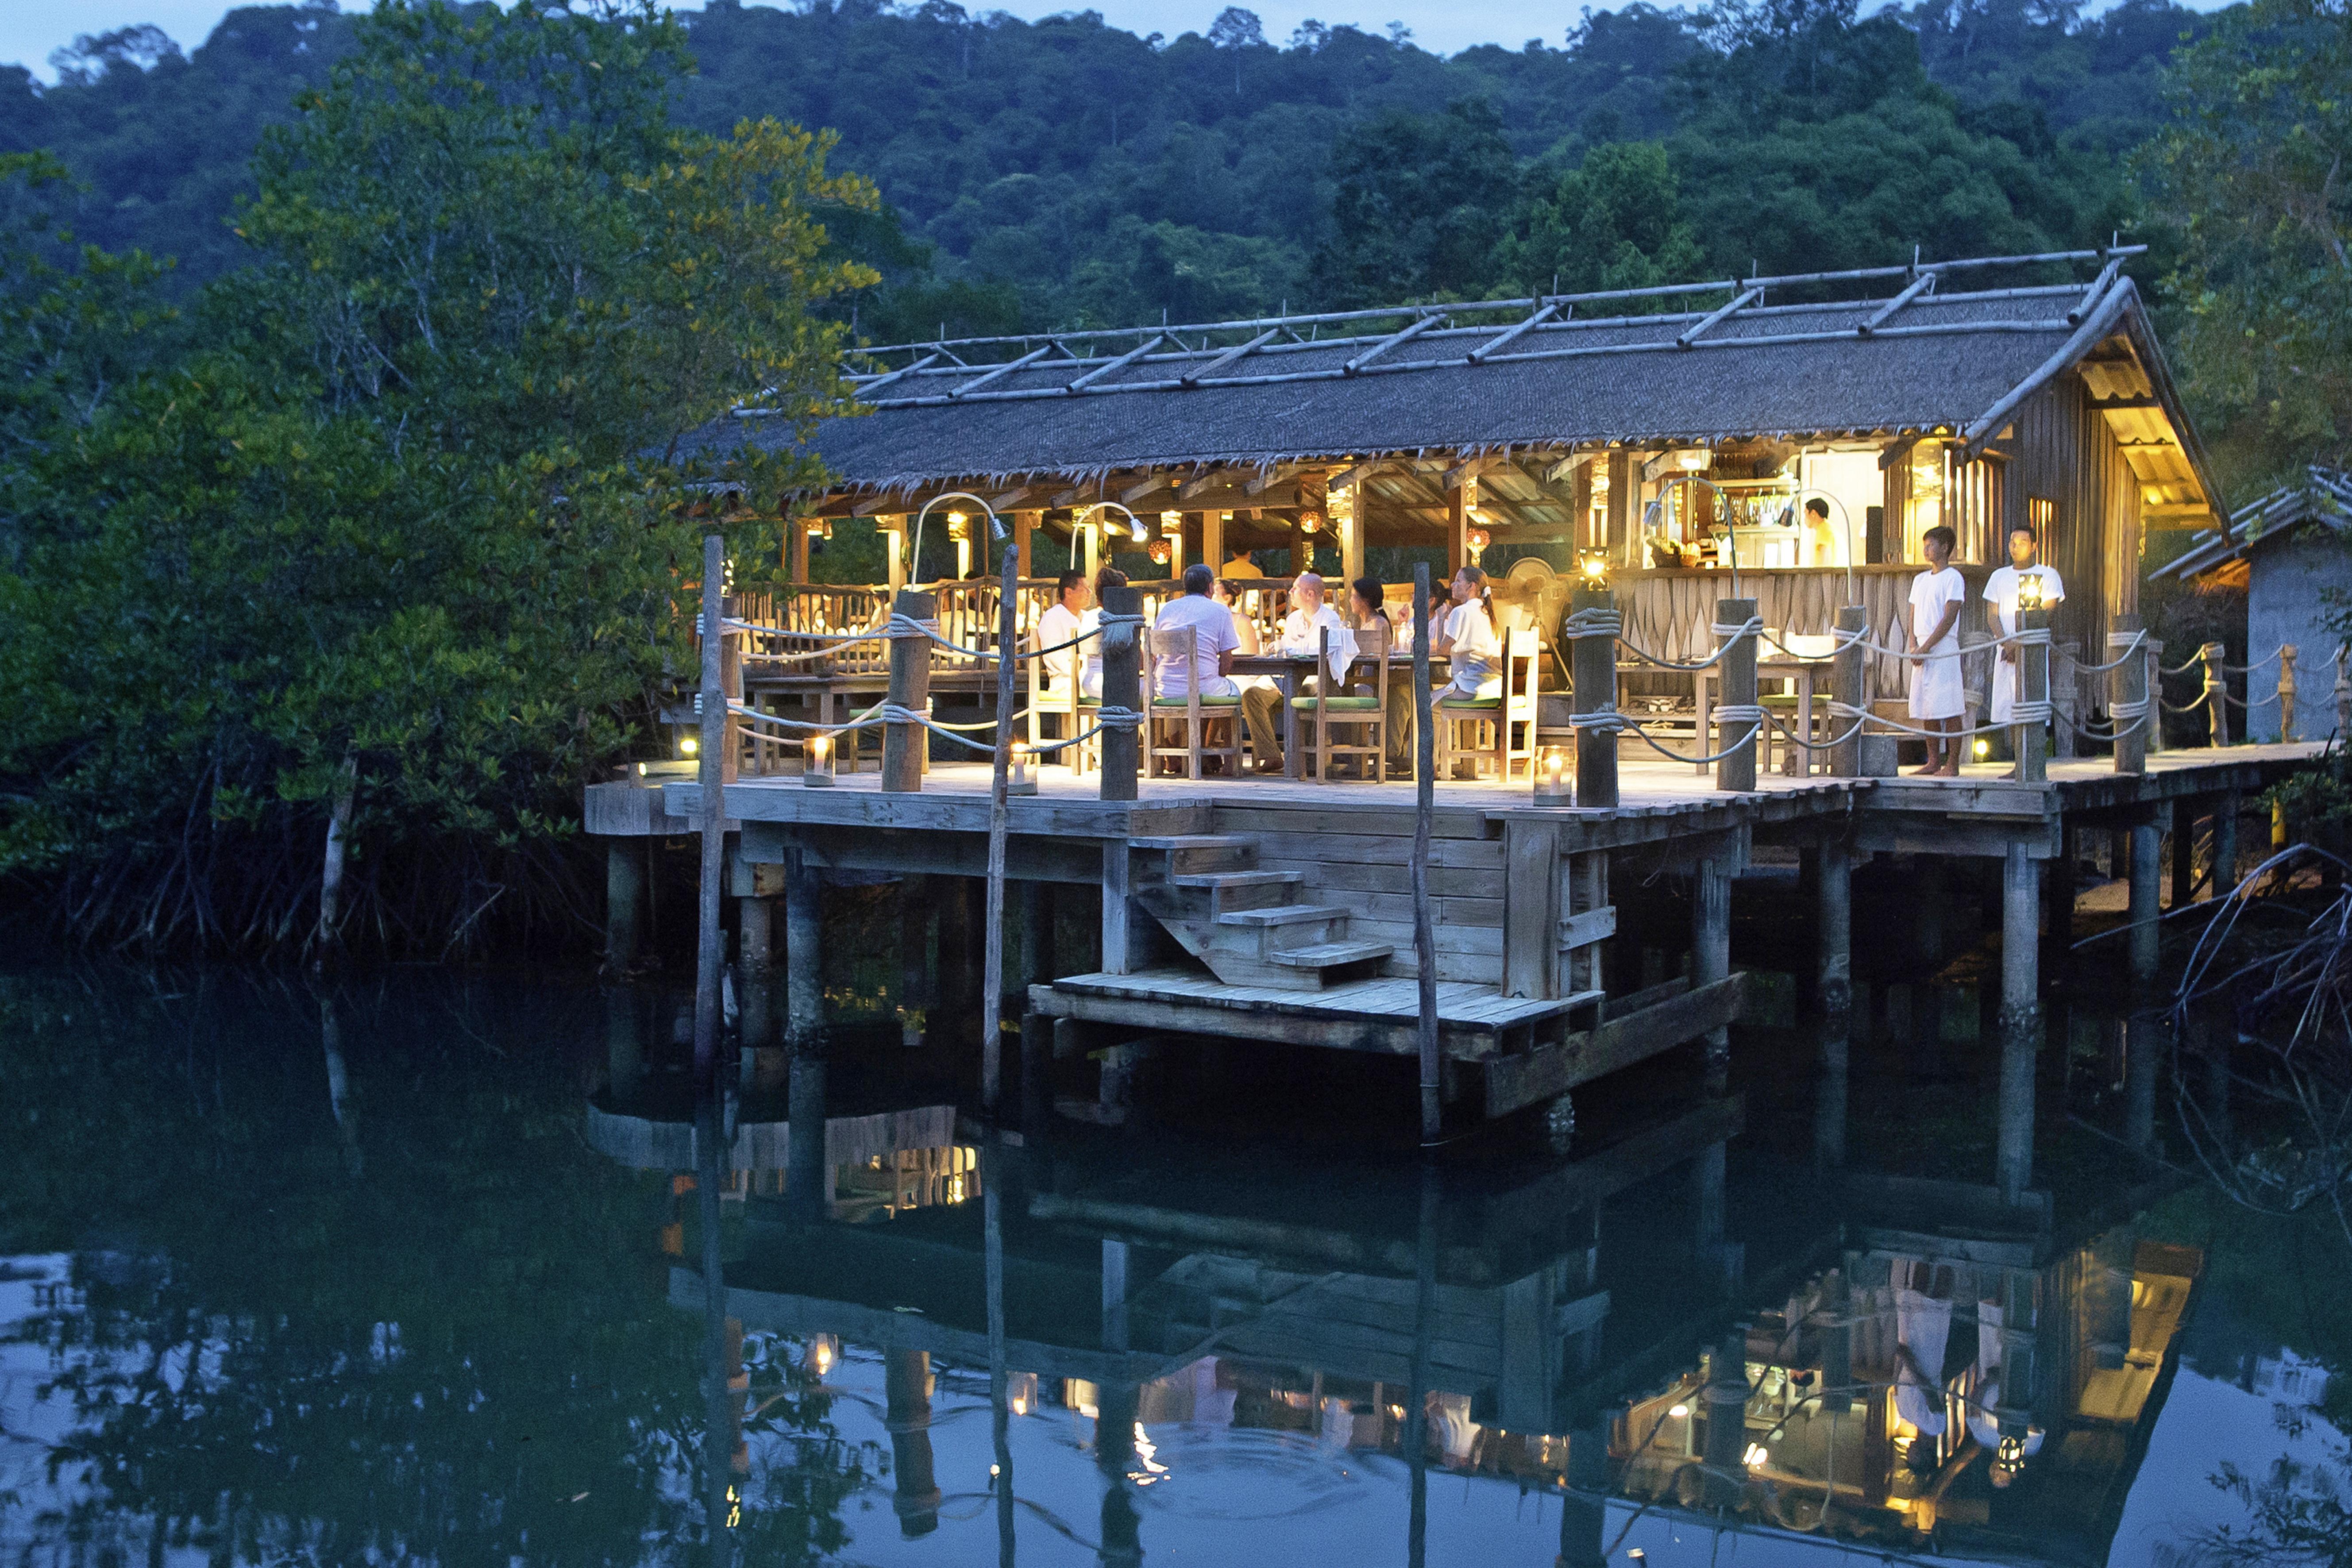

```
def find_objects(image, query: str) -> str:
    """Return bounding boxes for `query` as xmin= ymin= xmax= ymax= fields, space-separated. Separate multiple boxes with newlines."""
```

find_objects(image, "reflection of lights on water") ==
xmin=726 ymin=1483 xmax=741 ymax=1529
xmin=1130 ymin=1422 xmax=1170 ymax=1485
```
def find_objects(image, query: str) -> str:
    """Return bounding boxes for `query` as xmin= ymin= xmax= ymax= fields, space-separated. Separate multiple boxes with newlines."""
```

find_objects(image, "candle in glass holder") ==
xmin=804 ymin=733 xmax=835 ymax=787
xmin=1009 ymin=739 xmax=1038 ymax=796
xmin=1533 ymin=744 xmax=1573 ymax=806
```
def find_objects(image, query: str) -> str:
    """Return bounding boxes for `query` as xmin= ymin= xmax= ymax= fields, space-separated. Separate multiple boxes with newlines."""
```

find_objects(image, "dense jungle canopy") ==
xmin=2 ymin=0 xmax=2349 ymax=953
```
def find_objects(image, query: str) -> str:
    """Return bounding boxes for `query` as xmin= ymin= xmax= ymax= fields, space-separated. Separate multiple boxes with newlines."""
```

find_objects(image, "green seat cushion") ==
xmin=1438 ymin=695 xmax=1503 ymax=709
xmin=1151 ymin=693 xmax=1242 ymax=707
xmin=1292 ymin=696 xmax=1382 ymax=711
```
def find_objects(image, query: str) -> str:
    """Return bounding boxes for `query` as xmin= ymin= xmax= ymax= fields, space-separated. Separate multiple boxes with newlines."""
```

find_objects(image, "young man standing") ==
xmin=1984 ymin=523 xmax=2065 ymax=777
xmin=1906 ymin=525 xmax=1967 ymax=777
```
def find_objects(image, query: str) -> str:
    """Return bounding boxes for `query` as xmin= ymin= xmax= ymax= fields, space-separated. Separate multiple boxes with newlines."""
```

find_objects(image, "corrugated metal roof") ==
xmin=2156 ymin=467 xmax=2352 ymax=582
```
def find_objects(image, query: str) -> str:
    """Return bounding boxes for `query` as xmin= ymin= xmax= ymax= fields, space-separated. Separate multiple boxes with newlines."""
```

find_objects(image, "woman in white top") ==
xmin=1076 ymin=566 xmax=1127 ymax=700
xmin=1906 ymin=525 xmax=1967 ymax=776
xmin=1432 ymin=566 xmax=1502 ymax=700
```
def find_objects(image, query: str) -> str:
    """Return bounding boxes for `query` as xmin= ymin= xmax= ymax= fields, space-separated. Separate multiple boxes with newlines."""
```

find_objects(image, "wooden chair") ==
xmin=1024 ymin=631 xmax=1099 ymax=775
xmin=1146 ymin=626 xmax=1245 ymax=779
xmin=1293 ymin=620 xmax=1389 ymax=782
xmin=1436 ymin=627 xmax=1540 ymax=782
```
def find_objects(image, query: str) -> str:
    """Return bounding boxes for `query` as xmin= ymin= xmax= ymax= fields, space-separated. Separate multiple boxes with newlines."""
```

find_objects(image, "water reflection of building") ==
xmin=584 ymin=1100 xmax=976 ymax=1222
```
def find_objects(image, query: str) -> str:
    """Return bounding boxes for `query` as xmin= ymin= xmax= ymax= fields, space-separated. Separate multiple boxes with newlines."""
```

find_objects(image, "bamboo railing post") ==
xmin=1715 ymin=597 xmax=1759 ymax=793
xmin=982 ymin=525 xmax=1018 ymax=1117
xmin=692 ymin=530 xmax=729 ymax=1086
xmin=2279 ymin=645 xmax=2298 ymax=742
xmin=2203 ymin=641 xmax=2230 ymax=748
xmin=1831 ymin=604 xmax=1866 ymax=778
xmin=1098 ymin=583 xmax=1143 ymax=802
xmin=1412 ymin=564 xmax=1439 ymax=1145
xmin=2018 ymin=604 xmax=2050 ymax=785
xmin=2112 ymin=614 xmax=2147 ymax=776
xmin=1570 ymin=583 xmax=1619 ymax=807
xmin=881 ymin=589 xmax=936 ymax=793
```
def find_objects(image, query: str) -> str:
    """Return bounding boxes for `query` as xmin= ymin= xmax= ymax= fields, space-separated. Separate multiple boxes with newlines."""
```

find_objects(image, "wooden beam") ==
xmin=987 ymin=485 xmax=1041 ymax=511
xmin=1484 ymin=974 xmax=1748 ymax=1117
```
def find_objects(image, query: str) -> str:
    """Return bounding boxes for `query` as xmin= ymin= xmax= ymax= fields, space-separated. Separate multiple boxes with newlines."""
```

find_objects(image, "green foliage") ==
xmin=1493 ymin=140 xmax=1704 ymax=299
xmin=2141 ymin=0 xmax=2352 ymax=486
xmin=0 ymin=2 xmax=874 ymax=954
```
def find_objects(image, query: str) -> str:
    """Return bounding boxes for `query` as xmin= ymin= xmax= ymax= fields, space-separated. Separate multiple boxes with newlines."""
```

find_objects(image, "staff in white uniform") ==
xmin=1033 ymin=570 xmax=1088 ymax=693
xmin=1984 ymin=524 xmax=2065 ymax=772
xmin=1906 ymin=524 xmax=1966 ymax=776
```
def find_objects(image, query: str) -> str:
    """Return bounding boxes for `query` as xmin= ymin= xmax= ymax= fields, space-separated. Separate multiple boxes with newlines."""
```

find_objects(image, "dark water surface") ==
xmin=1 ymin=951 xmax=2345 ymax=1567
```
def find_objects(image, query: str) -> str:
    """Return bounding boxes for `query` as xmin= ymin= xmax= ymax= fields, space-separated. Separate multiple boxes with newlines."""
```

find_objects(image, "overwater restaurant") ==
xmin=689 ymin=245 xmax=2221 ymax=745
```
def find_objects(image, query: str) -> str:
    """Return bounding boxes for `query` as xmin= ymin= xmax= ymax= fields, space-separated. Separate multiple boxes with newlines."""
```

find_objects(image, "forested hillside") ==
xmin=1 ymin=0 xmax=2209 ymax=339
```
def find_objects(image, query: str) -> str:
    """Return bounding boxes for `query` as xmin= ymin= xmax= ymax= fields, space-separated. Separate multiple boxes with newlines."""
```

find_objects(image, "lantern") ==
xmin=1009 ymin=739 xmax=1037 ymax=796
xmin=1577 ymin=549 xmax=1610 ymax=587
xmin=2016 ymin=571 xmax=2047 ymax=613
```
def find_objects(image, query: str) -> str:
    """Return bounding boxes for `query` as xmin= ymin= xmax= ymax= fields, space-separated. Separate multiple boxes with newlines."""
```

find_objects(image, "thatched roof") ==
xmin=679 ymin=254 xmax=2196 ymax=500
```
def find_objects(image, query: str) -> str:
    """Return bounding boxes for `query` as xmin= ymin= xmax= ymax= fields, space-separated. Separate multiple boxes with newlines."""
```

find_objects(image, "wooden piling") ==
xmin=1099 ymin=584 xmax=1142 ymax=802
xmin=2111 ymin=613 xmax=2147 ymax=775
xmin=882 ymin=588 xmax=936 ymax=793
xmin=738 ymin=894 xmax=773 ymax=971
xmin=1831 ymin=603 xmax=1866 ymax=778
xmin=1816 ymin=837 xmax=1851 ymax=1015
xmin=1716 ymin=597 xmax=1759 ymax=793
xmin=1413 ymin=564 xmax=1440 ymax=1144
xmin=2018 ymin=603 xmax=2050 ymax=784
xmin=784 ymin=854 xmax=822 ymax=1049
xmin=2213 ymin=792 xmax=2240 ymax=900
xmin=1570 ymin=584 xmax=1619 ymax=807
xmin=2203 ymin=641 xmax=2230 ymax=747
xmin=2279 ymin=645 xmax=2298 ymax=743
xmin=1693 ymin=850 xmax=1733 ymax=1095
xmin=1996 ymin=843 xmax=2039 ymax=1206
xmin=2171 ymin=806 xmax=2197 ymax=911
xmin=692 ymin=531 xmax=728 ymax=1085
xmin=605 ymin=839 xmax=643 ymax=973
xmin=2129 ymin=812 xmax=2164 ymax=982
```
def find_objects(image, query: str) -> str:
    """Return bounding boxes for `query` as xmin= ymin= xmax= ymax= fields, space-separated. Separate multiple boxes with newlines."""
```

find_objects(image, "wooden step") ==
xmin=1216 ymin=903 xmax=1348 ymax=928
xmin=1170 ymin=869 xmax=1300 ymax=890
xmin=1129 ymin=833 xmax=1256 ymax=873
xmin=1266 ymin=941 xmax=1395 ymax=969
xmin=1171 ymin=867 xmax=1304 ymax=918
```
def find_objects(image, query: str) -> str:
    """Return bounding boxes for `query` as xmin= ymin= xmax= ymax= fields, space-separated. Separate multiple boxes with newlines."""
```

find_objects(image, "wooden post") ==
xmin=1447 ymin=483 xmax=1467 ymax=579
xmin=1817 ymin=836 xmax=1851 ymax=1015
xmin=605 ymin=840 xmax=643 ymax=973
xmin=879 ymin=515 xmax=907 ymax=596
xmin=1831 ymin=604 xmax=1866 ymax=778
xmin=2213 ymin=791 xmax=2240 ymax=900
xmin=2111 ymin=613 xmax=2146 ymax=775
xmin=2203 ymin=641 xmax=2230 ymax=747
xmin=2146 ymin=635 xmax=2167 ymax=755
xmin=785 ymin=853 xmax=822 ymax=1049
xmin=982 ymin=525 xmax=1019 ymax=1116
xmin=1503 ymin=821 xmax=1562 ymax=1001
xmin=1202 ymin=509 xmax=1225 ymax=578
xmin=1693 ymin=848 xmax=1734 ymax=1095
xmin=1014 ymin=511 xmax=1037 ymax=580
xmin=2125 ymin=1012 xmax=2160 ymax=1151
xmin=739 ymin=894 xmax=773 ymax=971
xmin=1715 ymin=597 xmax=1759 ymax=793
xmin=719 ymin=615 xmax=742 ymax=786
xmin=2129 ymin=808 xmax=2166 ymax=982
xmin=2171 ymin=805 xmax=2197 ymax=910
xmin=1298 ymin=470 xmax=1329 ymax=578
xmin=882 ymin=588 xmax=935 ymax=793
xmin=1333 ymin=482 xmax=1363 ymax=588
xmin=2279 ymin=645 xmax=2298 ymax=743
xmin=692 ymin=531 xmax=729 ymax=1086
xmin=1412 ymin=564 xmax=1440 ymax=1144
xmin=1997 ymin=843 xmax=2039 ymax=1206
xmin=1098 ymin=583 xmax=1142 ymax=802
xmin=1571 ymin=584 xmax=1619 ymax=807
xmin=2018 ymin=604 xmax=2049 ymax=784
xmin=2053 ymin=642 xmax=2079 ymax=759
xmin=787 ymin=516 xmax=810 ymax=584
xmin=1288 ymin=514 xmax=1305 ymax=578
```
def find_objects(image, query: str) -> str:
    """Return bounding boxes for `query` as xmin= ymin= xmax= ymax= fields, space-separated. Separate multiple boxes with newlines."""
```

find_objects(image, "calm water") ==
xmin=1 ymin=940 xmax=2345 ymax=1567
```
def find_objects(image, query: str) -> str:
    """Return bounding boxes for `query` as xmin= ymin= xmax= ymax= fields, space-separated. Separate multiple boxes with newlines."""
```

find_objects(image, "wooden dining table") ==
xmin=1229 ymin=650 xmax=1441 ymax=779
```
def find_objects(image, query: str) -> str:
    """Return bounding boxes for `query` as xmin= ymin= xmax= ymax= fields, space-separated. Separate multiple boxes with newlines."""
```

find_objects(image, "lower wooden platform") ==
xmin=1030 ymin=968 xmax=1600 ymax=1058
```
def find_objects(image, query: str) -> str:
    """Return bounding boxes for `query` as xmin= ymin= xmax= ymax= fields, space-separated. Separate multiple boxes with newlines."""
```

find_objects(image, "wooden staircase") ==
xmin=1129 ymin=834 xmax=1393 ymax=991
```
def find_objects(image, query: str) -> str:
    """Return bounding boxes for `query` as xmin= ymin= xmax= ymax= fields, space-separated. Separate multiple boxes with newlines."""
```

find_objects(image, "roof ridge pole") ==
xmin=2067 ymin=258 xmax=2125 ymax=325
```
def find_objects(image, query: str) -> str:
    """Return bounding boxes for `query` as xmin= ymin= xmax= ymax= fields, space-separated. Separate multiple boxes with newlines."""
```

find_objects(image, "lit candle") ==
xmin=1009 ymin=738 xmax=1037 ymax=796
xmin=1534 ymin=744 xmax=1573 ymax=805
xmin=804 ymin=733 xmax=834 ymax=786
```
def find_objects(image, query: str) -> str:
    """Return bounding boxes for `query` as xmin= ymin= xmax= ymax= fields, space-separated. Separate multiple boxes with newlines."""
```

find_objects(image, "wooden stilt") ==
xmin=605 ymin=839 xmax=643 ymax=973
xmin=1693 ymin=851 xmax=1733 ymax=1094
xmin=983 ymin=525 xmax=1019 ymax=1116
xmin=2129 ymin=812 xmax=2165 ymax=982
xmin=784 ymin=855 xmax=822 ymax=1049
xmin=692 ymin=530 xmax=729 ymax=1086
xmin=1412 ymin=564 xmax=1440 ymax=1144
xmin=1997 ymin=842 xmax=2040 ymax=1206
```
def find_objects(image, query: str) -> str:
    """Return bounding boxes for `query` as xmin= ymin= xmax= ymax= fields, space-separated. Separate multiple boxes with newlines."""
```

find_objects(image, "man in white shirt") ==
xmin=1242 ymin=573 xmax=1357 ymax=771
xmin=1906 ymin=525 xmax=1967 ymax=776
xmin=1152 ymin=563 xmax=1241 ymax=701
xmin=1984 ymin=523 xmax=2064 ymax=774
xmin=1033 ymin=571 xmax=1087 ymax=693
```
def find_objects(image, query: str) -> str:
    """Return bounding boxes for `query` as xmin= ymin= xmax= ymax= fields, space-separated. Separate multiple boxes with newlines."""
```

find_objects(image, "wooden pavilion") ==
xmin=686 ymin=245 xmax=2223 ymax=697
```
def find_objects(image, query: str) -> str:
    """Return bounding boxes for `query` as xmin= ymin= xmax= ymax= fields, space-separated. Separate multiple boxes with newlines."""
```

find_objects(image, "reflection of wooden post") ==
xmin=1996 ymin=843 xmax=2039 ymax=1206
xmin=1716 ymin=597 xmax=1758 ymax=793
xmin=2018 ymin=604 xmax=2049 ymax=785
xmin=2203 ymin=641 xmax=2230 ymax=748
xmin=1098 ymin=584 xmax=1141 ymax=802
xmin=1831 ymin=604 xmax=1866 ymax=778
xmin=1570 ymin=585 xmax=1618 ymax=807
xmin=883 ymin=589 xmax=935 ymax=793
xmin=2279 ymin=645 xmax=2298 ymax=742
xmin=2112 ymin=614 xmax=2146 ymax=775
